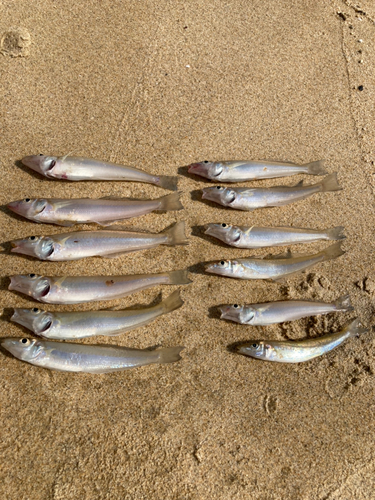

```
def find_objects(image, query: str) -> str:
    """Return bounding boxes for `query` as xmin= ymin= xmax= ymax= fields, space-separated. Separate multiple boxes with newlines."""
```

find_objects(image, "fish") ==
xmin=204 ymin=224 xmax=345 ymax=248
xmin=11 ymin=221 xmax=188 ymax=261
xmin=11 ymin=290 xmax=184 ymax=339
xmin=188 ymin=159 xmax=327 ymax=181
xmin=228 ymin=318 xmax=367 ymax=363
xmin=201 ymin=173 xmax=342 ymax=211
xmin=219 ymin=294 xmax=353 ymax=325
xmin=1 ymin=338 xmax=184 ymax=373
xmin=7 ymin=192 xmax=183 ymax=226
xmin=205 ymin=242 xmax=345 ymax=281
xmin=8 ymin=270 xmax=191 ymax=304
xmin=21 ymin=154 xmax=178 ymax=190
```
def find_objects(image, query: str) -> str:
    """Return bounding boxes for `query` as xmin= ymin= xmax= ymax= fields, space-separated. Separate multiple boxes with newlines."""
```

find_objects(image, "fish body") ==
xmin=9 ymin=270 xmax=191 ymax=304
xmin=204 ymin=224 xmax=345 ymax=249
xmin=205 ymin=242 xmax=344 ymax=281
xmin=11 ymin=221 xmax=188 ymax=261
xmin=230 ymin=319 xmax=366 ymax=363
xmin=12 ymin=290 xmax=184 ymax=339
xmin=7 ymin=193 xmax=183 ymax=226
xmin=21 ymin=155 xmax=178 ymax=190
xmin=1 ymin=338 xmax=184 ymax=373
xmin=188 ymin=160 xmax=327 ymax=181
xmin=220 ymin=294 xmax=353 ymax=325
xmin=201 ymin=173 xmax=342 ymax=211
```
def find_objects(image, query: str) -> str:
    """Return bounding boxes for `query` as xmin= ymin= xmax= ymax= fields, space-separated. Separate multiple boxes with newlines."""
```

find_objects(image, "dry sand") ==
xmin=1 ymin=1 xmax=374 ymax=499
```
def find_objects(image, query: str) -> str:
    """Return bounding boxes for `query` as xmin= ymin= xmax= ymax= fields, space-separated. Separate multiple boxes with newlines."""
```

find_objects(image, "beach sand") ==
xmin=0 ymin=1 xmax=374 ymax=499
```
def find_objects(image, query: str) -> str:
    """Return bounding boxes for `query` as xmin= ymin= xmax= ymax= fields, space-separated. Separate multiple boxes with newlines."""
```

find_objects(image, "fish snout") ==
xmin=21 ymin=155 xmax=44 ymax=172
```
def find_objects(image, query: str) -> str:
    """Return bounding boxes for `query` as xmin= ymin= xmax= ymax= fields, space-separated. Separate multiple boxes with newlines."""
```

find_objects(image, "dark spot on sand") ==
xmin=358 ymin=85 xmax=364 ymax=91
xmin=1 ymin=27 xmax=31 ymax=57
xmin=337 ymin=12 xmax=346 ymax=21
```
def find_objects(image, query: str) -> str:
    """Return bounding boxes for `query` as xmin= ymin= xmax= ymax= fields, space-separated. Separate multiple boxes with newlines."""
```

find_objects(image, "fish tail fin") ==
xmin=167 ymin=269 xmax=192 ymax=285
xmin=157 ymin=346 xmax=185 ymax=364
xmin=163 ymin=221 xmax=189 ymax=246
xmin=322 ymin=241 xmax=345 ymax=262
xmin=348 ymin=318 xmax=368 ymax=337
xmin=319 ymin=172 xmax=342 ymax=192
xmin=155 ymin=175 xmax=179 ymax=191
xmin=334 ymin=294 xmax=354 ymax=312
xmin=161 ymin=289 xmax=184 ymax=314
xmin=158 ymin=192 xmax=184 ymax=211
xmin=304 ymin=160 xmax=328 ymax=176
xmin=324 ymin=226 xmax=346 ymax=241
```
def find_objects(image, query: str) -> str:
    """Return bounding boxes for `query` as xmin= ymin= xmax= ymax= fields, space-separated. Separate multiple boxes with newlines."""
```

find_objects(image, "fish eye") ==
xmin=21 ymin=338 xmax=29 ymax=345
xmin=216 ymin=186 xmax=221 ymax=190
xmin=32 ymin=307 xmax=39 ymax=313
xmin=221 ymin=223 xmax=227 ymax=228
xmin=39 ymin=153 xmax=43 ymax=156
xmin=233 ymin=304 xmax=239 ymax=308
xmin=220 ymin=261 xmax=225 ymax=266
xmin=203 ymin=161 xmax=209 ymax=164
xmin=252 ymin=343 xmax=258 ymax=348
xmin=29 ymin=273 xmax=36 ymax=278
xmin=24 ymin=198 xmax=31 ymax=203
xmin=29 ymin=236 xmax=37 ymax=241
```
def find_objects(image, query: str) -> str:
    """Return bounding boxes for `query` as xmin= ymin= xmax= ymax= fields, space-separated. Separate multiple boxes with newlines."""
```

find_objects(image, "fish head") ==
xmin=9 ymin=274 xmax=51 ymax=300
xmin=205 ymin=259 xmax=239 ymax=277
xmin=232 ymin=341 xmax=268 ymax=359
xmin=11 ymin=308 xmax=53 ymax=336
xmin=204 ymin=223 xmax=241 ymax=245
xmin=1 ymin=337 xmax=41 ymax=361
xmin=21 ymin=155 xmax=58 ymax=177
xmin=202 ymin=186 xmax=236 ymax=206
xmin=7 ymin=198 xmax=48 ymax=220
xmin=219 ymin=304 xmax=255 ymax=324
xmin=11 ymin=235 xmax=54 ymax=259
xmin=188 ymin=161 xmax=223 ymax=180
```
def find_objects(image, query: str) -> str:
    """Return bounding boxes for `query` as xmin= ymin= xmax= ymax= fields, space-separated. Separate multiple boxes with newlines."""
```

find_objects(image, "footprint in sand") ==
xmin=1 ymin=27 xmax=31 ymax=58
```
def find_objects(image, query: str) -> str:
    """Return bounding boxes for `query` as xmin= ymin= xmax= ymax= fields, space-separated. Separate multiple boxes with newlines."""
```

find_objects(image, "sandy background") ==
xmin=1 ymin=1 xmax=375 ymax=499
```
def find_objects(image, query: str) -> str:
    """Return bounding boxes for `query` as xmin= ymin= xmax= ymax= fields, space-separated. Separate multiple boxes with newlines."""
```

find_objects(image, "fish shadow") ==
xmin=187 ymin=261 xmax=209 ymax=276
xmin=0 ymin=204 xmax=32 ymax=225
xmin=1 ymin=307 xmax=15 ymax=324
xmin=208 ymin=305 xmax=223 ymax=320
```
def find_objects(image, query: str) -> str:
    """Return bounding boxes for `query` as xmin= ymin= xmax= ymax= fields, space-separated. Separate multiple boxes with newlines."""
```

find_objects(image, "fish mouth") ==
xmin=204 ymin=263 xmax=216 ymax=274
xmin=7 ymin=201 xmax=21 ymax=214
xmin=218 ymin=306 xmax=230 ymax=319
xmin=188 ymin=163 xmax=200 ymax=173
xmin=201 ymin=190 xmax=209 ymax=200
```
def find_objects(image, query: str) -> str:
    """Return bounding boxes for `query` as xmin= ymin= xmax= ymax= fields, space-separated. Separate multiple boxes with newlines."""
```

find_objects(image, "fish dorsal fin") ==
xmin=294 ymin=179 xmax=304 ymax=187
xmin=264 ymin=249 xmax=293 ymax=260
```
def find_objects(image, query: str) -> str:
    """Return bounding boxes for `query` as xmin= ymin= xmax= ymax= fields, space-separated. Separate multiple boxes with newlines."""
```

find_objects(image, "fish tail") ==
xmin=158 ymin=192 xmax=184 ymax=211
xmin=324 ymin=226 xmax=346 ymax=241
xmin=155 ymin=175 xmax=179 ymax=191
xmin=334 ymin=294 xmax=354 ymax=312
xmin=322 ymin=241 xmax=345 ymax=262
xmin=163 ymin=221 xmax=189 ymax=246
xmin=166 ymin=269 xmax=192 ymax=285
xmin=304 ymin=160 xmax=328 ymax=176
xmin=157 ymin=346 xmax=185 ymax=364
xmin=319 ymin=172 xmax=342 ymax=192
xmin=347 ymin=318 xmax=368 ymax=337
xmin=161 ymin=289 xmax=184 ymax=314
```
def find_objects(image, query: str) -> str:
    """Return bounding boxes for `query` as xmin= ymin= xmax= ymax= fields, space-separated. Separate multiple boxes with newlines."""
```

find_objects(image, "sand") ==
xmin=0 ymin=1 xmax=374 ymax=499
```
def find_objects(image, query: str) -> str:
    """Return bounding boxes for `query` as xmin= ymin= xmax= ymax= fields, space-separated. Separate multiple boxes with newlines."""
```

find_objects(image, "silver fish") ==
xmin=229 ymin=318 xmax=367 ymax=363
xmin=188 ymin=159 xmax=327 ymax=181
xmin=201 ymin=173 xmax=342 ymax=211
xmin=220 ymin=294 xmax=353 ymax=325
xmin=205 ymin=242 xmax=344 ymax=281
xmin=11 ymin=290 xmax=184 ymax=339
xmin=204 ymin=224 xmax=345 ymax=248
xmin=1 ymin=338 xmax=184 ymax=373
xmin=9 ymin=270 xmax=191 ymax=304
xmin=11 ymin=221 xmax=188 ymax=261
xmin=22 ymin=155 xmax=178 ymax=190
xmin=7 ymin=192 xmax=183 ymax=226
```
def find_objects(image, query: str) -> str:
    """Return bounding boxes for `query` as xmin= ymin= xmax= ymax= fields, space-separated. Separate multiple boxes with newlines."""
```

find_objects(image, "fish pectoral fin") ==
xmin=264 ymin=249 xmax=293 ymax=260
